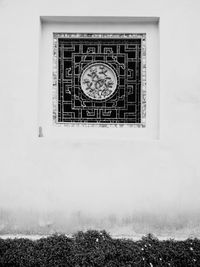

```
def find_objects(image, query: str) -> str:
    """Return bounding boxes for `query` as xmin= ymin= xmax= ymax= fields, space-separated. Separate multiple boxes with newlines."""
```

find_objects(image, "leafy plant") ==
xmin=0 ymin=230 xmax=200 ymax=266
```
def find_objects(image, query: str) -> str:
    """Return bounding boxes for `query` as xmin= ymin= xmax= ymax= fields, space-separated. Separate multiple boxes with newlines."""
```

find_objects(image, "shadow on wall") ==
xmin=1 ymin=209 xmax=200 ymax=239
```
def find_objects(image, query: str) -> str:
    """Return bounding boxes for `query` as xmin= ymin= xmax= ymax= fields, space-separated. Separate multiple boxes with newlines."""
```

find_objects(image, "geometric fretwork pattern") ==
xmin=53 ymin=33 xmax=146 ymax=127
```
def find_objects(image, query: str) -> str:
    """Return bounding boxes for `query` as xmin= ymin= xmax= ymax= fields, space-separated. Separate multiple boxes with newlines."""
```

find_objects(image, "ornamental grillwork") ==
xmin=53 ymin=33 xmax=146 ymax=127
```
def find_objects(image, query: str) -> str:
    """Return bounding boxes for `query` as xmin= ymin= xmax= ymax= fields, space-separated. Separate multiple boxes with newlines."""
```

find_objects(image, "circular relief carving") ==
xmin=80 ymin=63 xmax=117 ymax=100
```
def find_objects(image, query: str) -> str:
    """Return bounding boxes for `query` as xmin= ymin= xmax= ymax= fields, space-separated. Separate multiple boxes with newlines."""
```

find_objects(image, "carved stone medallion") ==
xmin=81 ymin=63 xmax=117 ymax=100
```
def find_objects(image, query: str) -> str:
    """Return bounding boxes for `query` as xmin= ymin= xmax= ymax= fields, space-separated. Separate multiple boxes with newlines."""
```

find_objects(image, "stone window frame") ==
xmin=52 ymin=32 xmax=146 ymax=128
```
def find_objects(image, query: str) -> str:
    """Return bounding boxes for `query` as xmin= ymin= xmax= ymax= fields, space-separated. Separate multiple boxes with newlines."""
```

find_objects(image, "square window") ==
xmin=53 ymin=33 xmax=146 ymax=127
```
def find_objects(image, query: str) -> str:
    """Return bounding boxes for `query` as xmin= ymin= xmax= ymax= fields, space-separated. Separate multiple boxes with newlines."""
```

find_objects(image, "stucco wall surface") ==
xmin=0 ymin=0 xmax=200 ymax=238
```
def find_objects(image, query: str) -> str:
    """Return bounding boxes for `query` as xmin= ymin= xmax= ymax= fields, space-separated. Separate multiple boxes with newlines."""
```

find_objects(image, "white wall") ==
xmin=0 ymin=0 xmax=200 ymax=238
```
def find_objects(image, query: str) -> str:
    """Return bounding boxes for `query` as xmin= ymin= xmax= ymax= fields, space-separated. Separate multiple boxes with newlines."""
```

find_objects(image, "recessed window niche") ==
xmin=39 ymin=16 xmax=159 ymax=140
